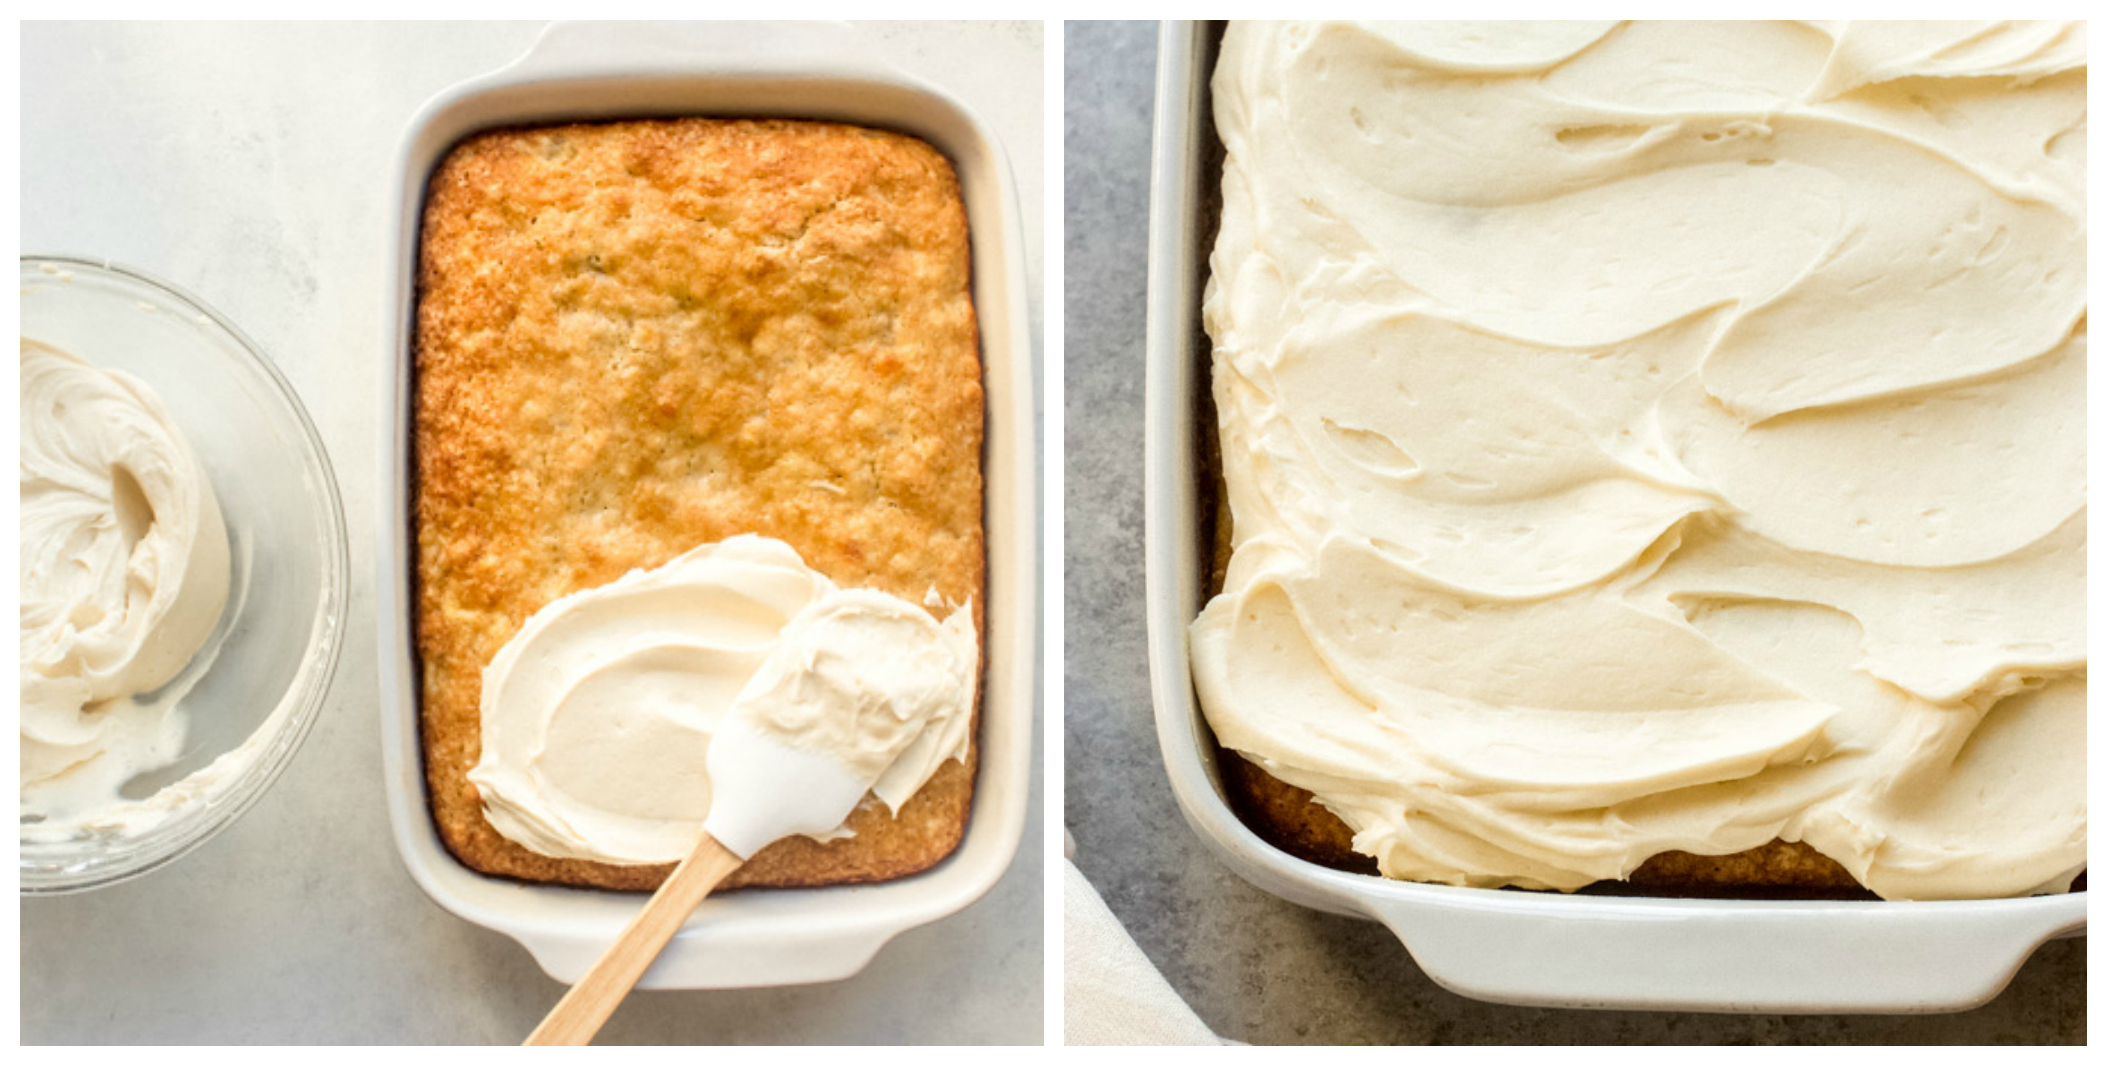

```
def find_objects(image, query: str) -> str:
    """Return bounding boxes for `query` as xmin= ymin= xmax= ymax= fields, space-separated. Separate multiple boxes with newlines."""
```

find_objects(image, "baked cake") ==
xmin=1194 ymin=21 xmax=2086 ymax=901
xmin=415 ymin=118 xmax=984 ymax=891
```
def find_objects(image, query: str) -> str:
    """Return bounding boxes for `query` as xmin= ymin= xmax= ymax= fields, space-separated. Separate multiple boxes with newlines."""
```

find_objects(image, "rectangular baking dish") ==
xmin=1141 ymin=19 xmax=2084 ymax=1014
xmin=376 ymin=21 xmax=1036 ymax=990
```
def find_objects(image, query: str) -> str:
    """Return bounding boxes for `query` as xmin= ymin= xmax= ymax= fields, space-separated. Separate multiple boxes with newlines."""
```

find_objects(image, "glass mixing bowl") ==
xmin=20 ymin=256 xmax=349 ymax=893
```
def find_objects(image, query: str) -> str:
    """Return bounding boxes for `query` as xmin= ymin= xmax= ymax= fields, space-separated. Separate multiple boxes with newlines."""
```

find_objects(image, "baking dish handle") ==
xmin=510 ymin=923 xmax=902 ymax=991
xmin=1364 ymin=892 xmax=2084 ymax=1013
xmin=504 ymin=20 xmax=913 ymax=85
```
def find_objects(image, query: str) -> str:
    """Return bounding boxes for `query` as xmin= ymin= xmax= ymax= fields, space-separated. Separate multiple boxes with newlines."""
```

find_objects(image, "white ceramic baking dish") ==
xmin=1141 ymin=19 xmax=2084 ymax=1014
xmin=376 ymin=21 xmax=1035 ymax=990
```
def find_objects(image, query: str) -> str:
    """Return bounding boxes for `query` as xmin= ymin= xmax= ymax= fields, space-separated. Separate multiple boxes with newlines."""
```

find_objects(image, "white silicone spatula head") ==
xmin=703 ymin=588 xmax=974 ymax=857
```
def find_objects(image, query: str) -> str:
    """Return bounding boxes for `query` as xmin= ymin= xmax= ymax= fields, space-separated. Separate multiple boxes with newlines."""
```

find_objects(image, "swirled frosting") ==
xmin=470 ymin=535 xmax=975 ymax=865
xmin=20 ymin=339 xmax=231 ymax=829
xmin=1193 ymin=21 xmax=2086 ymax=901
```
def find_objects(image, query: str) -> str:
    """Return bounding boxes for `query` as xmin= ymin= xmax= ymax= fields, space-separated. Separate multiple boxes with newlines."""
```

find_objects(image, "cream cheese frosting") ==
xmin=20 ymin=339 xmax=231 ymax=833
xmin=1193 ymin=20 xmax=2086 ymax=901
xmin=726 ymin=587 xmax=978 ymax=789
xmin=469 ymin=535 xmax=976 ymax=866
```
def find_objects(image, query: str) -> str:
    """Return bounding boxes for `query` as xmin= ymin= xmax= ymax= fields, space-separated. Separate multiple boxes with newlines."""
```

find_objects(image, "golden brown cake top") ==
xmin=415 ymin=118 xmax=984 ymax=890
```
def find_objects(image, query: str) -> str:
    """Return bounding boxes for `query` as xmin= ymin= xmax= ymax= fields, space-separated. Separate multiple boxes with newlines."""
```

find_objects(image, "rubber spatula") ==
xmin=524 ymin=593 xmax=962 ymax=1046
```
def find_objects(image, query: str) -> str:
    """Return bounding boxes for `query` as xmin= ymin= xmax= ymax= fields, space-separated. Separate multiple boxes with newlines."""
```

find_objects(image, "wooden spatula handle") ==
xmin=524 ymin=833 xmax=744 ymax=1046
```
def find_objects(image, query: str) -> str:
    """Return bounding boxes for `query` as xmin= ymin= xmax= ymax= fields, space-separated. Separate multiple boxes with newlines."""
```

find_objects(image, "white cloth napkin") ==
xmin=1063 ymin=838 xmax=1223 ymax=1045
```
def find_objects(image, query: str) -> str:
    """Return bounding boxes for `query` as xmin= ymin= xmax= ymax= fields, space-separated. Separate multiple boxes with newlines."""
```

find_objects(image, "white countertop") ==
xmin=22 ymin=20 xmax=1044 ymax=1045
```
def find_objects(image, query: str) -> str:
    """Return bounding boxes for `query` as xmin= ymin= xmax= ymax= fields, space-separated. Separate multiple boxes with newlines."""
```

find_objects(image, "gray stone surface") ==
xmin=22 ymin=20 xmax=1042 ymax=1046
xmin=1061 ymin=19 xmax=2084 ymax=1046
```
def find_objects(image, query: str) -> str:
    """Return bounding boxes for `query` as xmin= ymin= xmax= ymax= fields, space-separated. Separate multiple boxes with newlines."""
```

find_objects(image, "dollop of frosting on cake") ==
xmin=1193 ymin=20 xmax=2086 ymax=900
xmin=471 ymin=535 xmax=975 ymax=865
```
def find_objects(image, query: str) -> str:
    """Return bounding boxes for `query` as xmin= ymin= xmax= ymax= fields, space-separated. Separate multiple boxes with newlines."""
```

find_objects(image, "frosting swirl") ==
xmin=470 ymin=535 xmax=975 ymax=865
xmin=1193 ymin=21 xmax=2086 ymax=900
xmin=20 ymin=339 xmax=230 ymax=827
